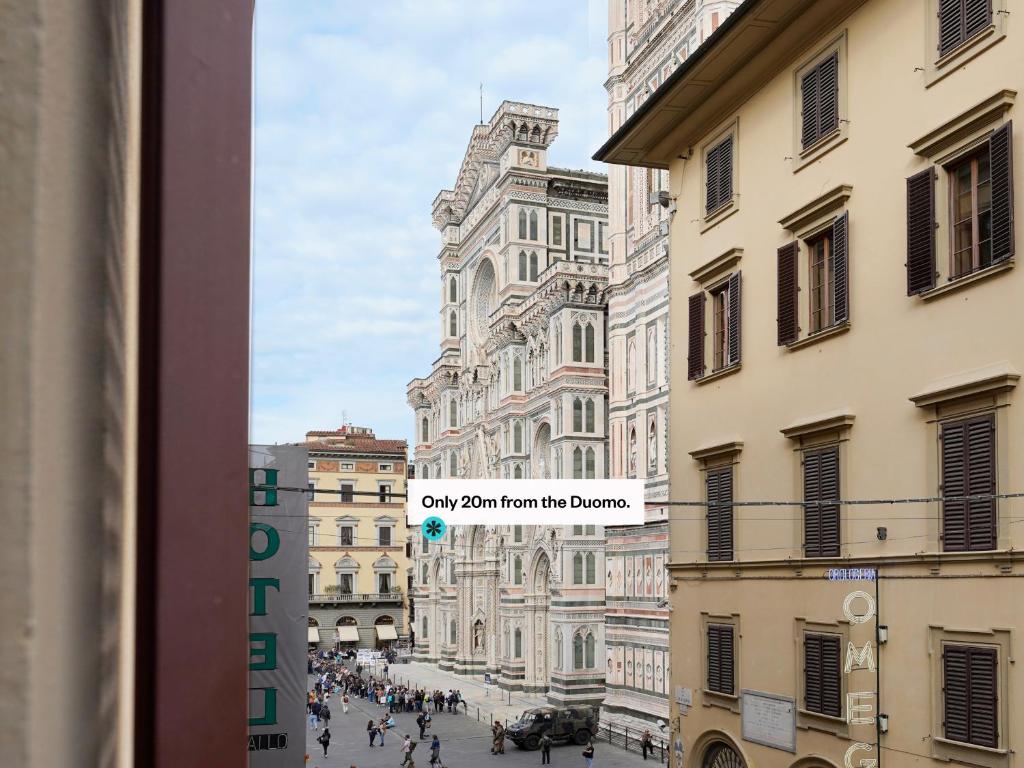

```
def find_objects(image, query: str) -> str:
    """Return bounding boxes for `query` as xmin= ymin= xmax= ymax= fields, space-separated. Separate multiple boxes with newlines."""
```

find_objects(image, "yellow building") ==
xmin=304 ymin=426 xmax=410 ymax=650
xmin=597 ymin=0 xmax=1022 ymax=767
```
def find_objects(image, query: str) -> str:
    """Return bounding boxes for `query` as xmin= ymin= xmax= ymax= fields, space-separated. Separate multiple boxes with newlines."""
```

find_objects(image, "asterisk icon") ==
xmin=422 ymin=516 xmax=446 ymax=541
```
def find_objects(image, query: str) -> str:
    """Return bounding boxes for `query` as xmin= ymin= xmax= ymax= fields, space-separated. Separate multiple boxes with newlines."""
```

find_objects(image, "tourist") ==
xmin=429 ymin=735 xmax=443 ymax=768
xmin=401 ymin=734 xmax=416 ymax=767
xmin=539 ymin=733 xmax=552 ymax=765
xmin=343 ymin=693 xmax=350 ymax=714
xmin=582 ymin=740 xmax=595 ymax=768
xmin=641 ymin=730 xmax=653 ymax=761
xmin=317 ymin=727 xmax=331 ymax=758
xmin=367 ymin=719 xmax=378 ymax=747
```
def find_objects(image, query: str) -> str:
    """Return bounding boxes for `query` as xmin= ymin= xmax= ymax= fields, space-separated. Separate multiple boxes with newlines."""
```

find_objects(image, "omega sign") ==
xmin=834 ymin=579 xmax=879 ymax=768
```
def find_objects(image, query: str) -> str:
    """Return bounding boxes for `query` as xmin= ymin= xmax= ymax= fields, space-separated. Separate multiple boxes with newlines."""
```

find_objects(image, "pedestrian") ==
xmin=379 ymin=718 xmax=389 ymax=746
xmin=368 ymin=719 xmax=378 ymax=747
xmin=539 ymin=733 xmax=552 ymax=765
xmin=321 ymin=703 xmax=331 ymax=730
xmin=343 ymin=693 xmax=350 ymax=714
xmin=429 ymin=735 xmax=443 ymax=768
xmin=401 ymin=734 xmax=416 ymax=767
xmin=311 ymin=699 xmax=323 ymax=730
xmin=582 ymin=740 xmax=595 ymax=768
xmin=308 ymin=700 xmax=318 ymax=730
xmin=641 ymin=730 xmax=653 ymax=761
xmin=317 ymin=727 xmax=331 ymax=757
xmin=491 ymin=721 xmax=505 ymax=755
xmin=417 ymin=713 xmax=427 ymax=740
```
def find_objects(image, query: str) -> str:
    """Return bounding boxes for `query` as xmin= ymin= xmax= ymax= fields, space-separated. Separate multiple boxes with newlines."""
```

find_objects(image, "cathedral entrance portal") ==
xmin=526 ymin=551 xmax=551 ymax=692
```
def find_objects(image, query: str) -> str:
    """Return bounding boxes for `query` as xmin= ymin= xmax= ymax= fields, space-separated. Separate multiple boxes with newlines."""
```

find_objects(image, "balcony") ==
xmin=308 ymin=592 xmax=403 ymax=604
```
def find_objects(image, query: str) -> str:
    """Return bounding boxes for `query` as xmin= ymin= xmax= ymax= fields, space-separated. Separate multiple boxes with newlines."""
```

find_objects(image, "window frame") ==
xmin=923 ymin=0 xmax=1006 ymax=88
xmin=947 ymin=146 xmax=994 ymax=279
xmin=700 ymin=119 xmax=740 ymax=231
xmin=791 ymin=32 xmax=848 ymax=172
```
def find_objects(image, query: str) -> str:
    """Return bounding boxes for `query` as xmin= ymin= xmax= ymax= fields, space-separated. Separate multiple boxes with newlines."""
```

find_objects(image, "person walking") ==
xmin=368 ymin=719 xmax=379 ymax=747
xmin=641 ymin=730 xmax=653 ymax=761
xmin=539 ymin=733 xmax=552 ymax=765
xmin=317 ymin=727 xmax=331 ymax=758
xmin=343 ymin=693 xmax=350 ymax=714
xmin=401 ymin=734 xmax=416 ymax=768
xmin=429 ymin=735 xmax=443 ymax=768
xmin=321 ymin=703 xmax=332 ymax=731
xmin=311 ymin=699 xmax=323 ymax=731
xmin=491 ymin=721 xmax=505 ymax=755
xmin=582 ymin=740 xmax=595 ymax=768
xmin=417 ymin=712 xmax=427 ymax=741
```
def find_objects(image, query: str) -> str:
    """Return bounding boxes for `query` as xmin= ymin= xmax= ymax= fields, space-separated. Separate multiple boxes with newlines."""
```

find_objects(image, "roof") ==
xmin=305 ymin=439 xmax=407 ymax=456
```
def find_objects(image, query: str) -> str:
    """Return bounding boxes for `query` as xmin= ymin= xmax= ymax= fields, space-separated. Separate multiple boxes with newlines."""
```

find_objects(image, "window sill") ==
xmin=785 ymin=322 xmax=850 ymax=351
xmin=918 ymin=260 xmax=1014 ymax=301
xmin=700 ymin=199 xmax=739 ymax=234
xmin=926 ymin=25 xmax=1003 ymax=89
xmin=796 ymin=708 xmax=849 ymax=738
xmin=932 ymin=736 xmax=1008 ymax=756
xmin=693 ymin=363 xmax=741 ymax=386
xmin=793 ymin=132 xmax=848 ymax=173
xmin=702 ymin=689 xmax=740 ymax=713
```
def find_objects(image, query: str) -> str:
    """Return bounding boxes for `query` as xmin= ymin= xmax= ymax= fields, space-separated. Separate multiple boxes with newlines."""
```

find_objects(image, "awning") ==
xmin=308 ymin=627 xmax=321 ymax=643
xmin=375 ymin=625 xmax=398 ymax=641
xmin=336 ymin=626 xmax=360 ymax=643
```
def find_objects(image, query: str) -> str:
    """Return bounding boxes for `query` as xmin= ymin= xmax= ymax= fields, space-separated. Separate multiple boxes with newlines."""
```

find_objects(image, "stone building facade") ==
xmin=304 ymin=426 xmax=410 ymax=650
xmin=407 ymin=101 xmax=610 ymax=704
xmin=601 ymin=0 xmax=739 ymax=731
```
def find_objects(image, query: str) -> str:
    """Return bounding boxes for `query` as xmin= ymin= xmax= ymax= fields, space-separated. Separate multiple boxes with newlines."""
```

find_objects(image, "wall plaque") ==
xmin=740 ymin=690 xmax=796 ymax=753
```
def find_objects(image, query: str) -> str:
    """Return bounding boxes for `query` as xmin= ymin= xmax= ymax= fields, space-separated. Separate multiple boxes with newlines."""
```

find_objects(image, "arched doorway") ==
xmin=526 ymin=551 xmax=551 ymax=690
xmin=533 ymin=422 xmax=551 ymax=479
xmin=703 ymin=742 xmax=746 ymax=768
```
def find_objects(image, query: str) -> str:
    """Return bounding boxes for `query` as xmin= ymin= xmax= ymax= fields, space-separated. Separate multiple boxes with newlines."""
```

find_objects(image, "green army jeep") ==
xmin=505 ymin=705 xmax=599 ymax=750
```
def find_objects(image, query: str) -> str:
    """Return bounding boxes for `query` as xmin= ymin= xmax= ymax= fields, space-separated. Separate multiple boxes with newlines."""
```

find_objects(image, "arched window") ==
xmin=449 ymin=276 xmax=457 ymax=303
xmin=422 ymin=563 xmax=428 ymax=583
xmin=585 ymin=399 xmax=595 ymax=433
xmin=555 ymin=628 xmax=563 ymax=670
xmin=423 ymin=615 xmax=428 ymax=636
xmin=514 ymin=525 xmax=522 ymax=543
xmin=585 ymin=323 xmax=595 ymax=362
xmin=513 ymin=464 xmax=523 ymax=479
xmin=449 ymin=310 xmax=457 ymax=338
xmin=449 ymin=451 xmax=458 ymax=477
xmin=554 ymin=325 xmax=563 ymax=366
xmin=627 ymin=339 xmax=636 ymax=391
xmin=629 ymin=428 xmax=637 ymax=475
xmin=572 ymin=323 xmax=583 ymax=362
xmin=421 ymin=464 xmax=429 ymax=479
xmin=513 ymin=358 xmax=522 ymax=391
xmin=573 ymin=632 xmax=584 ymax=669
xmin=514 ymin=421 xmax=523 ymax=452
xmin=573 ymin=398 xmax=583 ymax=432
xmin=449 ymin=559 xmax=457 ymax=583
xmin=573 ymin=447 xmax=583 ymax=479
xmin=529 ymin=251 xmax=538 ymax=281
xmin=529 ymin=210 xmax=538 ymax=240
xmin=648 ymin=418 xmax=658 ymax=471
xmin=514 ymin=628 xmax=523 ymax=658
xmin=573 ymin=552 xmax=584 ymax=584
xmin=518 ymin=209 xmax=527 ymax=239
xmin=514 ymin=555 xmax=522 ymax=584
xmin=585 ymin=552 xmax=596 ymax=584
xmin=585 ymin=447 xmax=596 ymax=479
xmin=449 ymin=399 xmax=457 ymax=428
xmin=646 ymin=326 xmax=656 ymax=384
xmin=518 ymin=250 xmax=527 ymax=281
xmin=421 ymin=417 xmax=429 ymax=443
xmin=450 ymin=619 xmax=457 ymax=644
xmin=585 ymin=633 xmax=595 ymax=668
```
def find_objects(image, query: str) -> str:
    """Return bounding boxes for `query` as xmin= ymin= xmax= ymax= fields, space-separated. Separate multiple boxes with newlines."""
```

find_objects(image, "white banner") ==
xmin=407 ymin=479 xmax=645 ymax=525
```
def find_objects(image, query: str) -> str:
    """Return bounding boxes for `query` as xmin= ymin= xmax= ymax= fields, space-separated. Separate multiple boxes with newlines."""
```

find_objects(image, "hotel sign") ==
xmin=248 ymin=445 xmax=308 ymax=766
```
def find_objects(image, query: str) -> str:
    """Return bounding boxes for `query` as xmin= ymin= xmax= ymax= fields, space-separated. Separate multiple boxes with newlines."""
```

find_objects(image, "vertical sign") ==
xmin=248 ymin=445 xmax=308 ymax=765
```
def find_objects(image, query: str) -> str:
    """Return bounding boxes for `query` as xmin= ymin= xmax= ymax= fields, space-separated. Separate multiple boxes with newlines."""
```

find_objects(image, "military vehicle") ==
xmin=505 ymin=705 xmax=599 ymax=750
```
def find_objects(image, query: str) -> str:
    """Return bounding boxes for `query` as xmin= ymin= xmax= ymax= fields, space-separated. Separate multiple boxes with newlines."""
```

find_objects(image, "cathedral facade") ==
xmin=406 ymin=101 xmax=610 ymax=704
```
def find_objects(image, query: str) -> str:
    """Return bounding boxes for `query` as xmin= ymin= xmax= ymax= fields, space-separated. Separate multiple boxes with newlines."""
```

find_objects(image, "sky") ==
xmin=251 ymin=0 xmax=610 ymax=448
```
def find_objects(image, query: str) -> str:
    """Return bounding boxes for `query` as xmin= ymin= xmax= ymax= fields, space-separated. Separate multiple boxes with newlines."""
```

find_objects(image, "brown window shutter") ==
xmin=707 ymin=467 xmax=733 ymax=562
xmin=989 ymin=121 xmax=1014 ymax=263
xmin=719 ymin=625 xmax=734 ymax=695
xmin=906 ymin=168 xmax=937 ymax=294
xmin=818 ymin=52 xmax=839 ymax=138
xmin=831 ymin=212 xmax=849 ymax=324
xmin=706 ymin=625 xmax=721 ymax=690
xmin=728 ymin=271 xmax=741 ymax=365
xmin=705 ymin=144 xmax=720 ymax=215
xmin=804 ymin=634 xmax=823 ymax=712
xmin=718 ymin=135 xmax=733 ymax=207
xmin=707 ymin=624 xmax=735 ymax=694
xmin=800 ymin=66 xmax=820 ymax=150
xmin=821 ymin=634 xmax=842 ymax=717
xmin=968 ymin=647 xmax=998 ymax=748
xmin=803 ymin=451 xmax=822 ymax=556
xmin=944 ymin=645 xmax=971 ymax=742
xmin=804 ymin=446 xmax=840 ymax=558
xmin=938 ymin=0 xmax=964 ymax=55
xmin=965 ymin=0 xmax=993 ymax=39
xmin=777 ymin=242 xmax=799 ymax=345
xmin=943 ymin=415 xmax=995 ymax=552
xmin=688 ymin=292 xmax=705 ymax=380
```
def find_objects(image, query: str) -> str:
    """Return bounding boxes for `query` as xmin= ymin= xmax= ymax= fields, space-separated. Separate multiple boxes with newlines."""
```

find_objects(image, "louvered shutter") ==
xmin=989 ymin=122 xmax=1014 ymax=263
xmin=688 ymin=292 xmax=705 ymax=380
xmin=707 ymin=467 xmax=733 ymax=562
xmin=821 ymin=634 xmax=842 ymax=717
xmin=777 ymin=242 xmax=799 ymax=345
xmin=943 ymin=645 xmax=971 ymax=742
xmin=707 ymin=625 xmax=735 ymax=694
xmin=966 ymin=416 xmax=996 ymax=551
xmin=938 ymin=0 xmax=964 ymax=56
xmin=819 ymin=447 xmax=841 ymax=557
xmin=965 ymin=0 xmax=993 ymax=39
xmin=801 ymin=67 xmax=819 ymax=149
xmin=831 ymin=212 xmax=849 ymax=325
xmin=941 ymin=420 xmax=968 ymax=552
xmin=968 ymin=647 xmax=998 ymax=748
xmin=803 ymin=450 xmax=822 ymax=557
xmin=719 ymin=625 xmax=734 ymax=695
xmin=728 ymin=272 xmax=741 ymax=365
xmin=817 ymin=53 xmax=839 ymax=139
xmin=705 ymin=144 xmax=720 ymax=215
xmin=707 ymin=625 xmax=721 ymax=691
xmin=906 ymin=168 xmax=937 ymax=294
xmin=804 ymin=634 xmax=823 ymax=713
xmin=718 ymin=136 xmax=733 ymax=208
